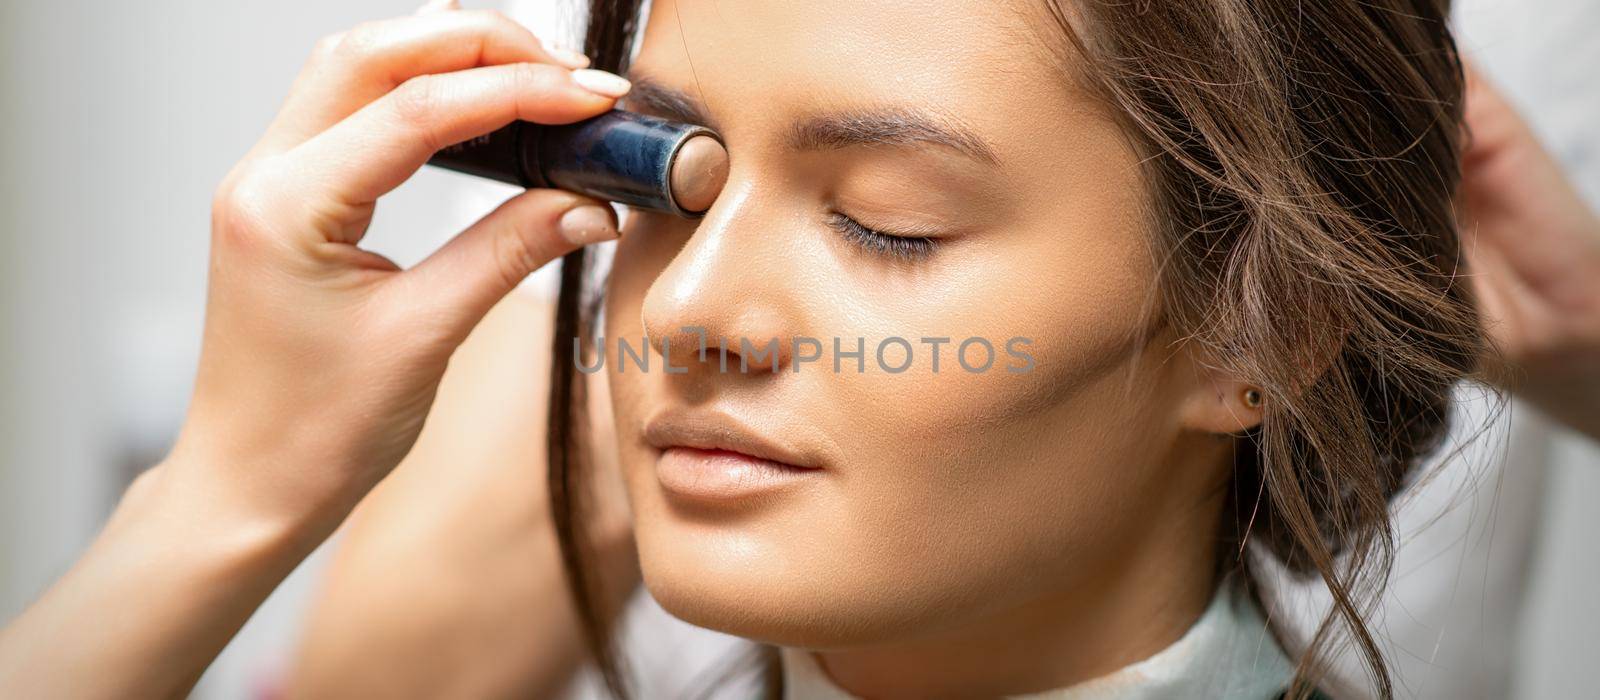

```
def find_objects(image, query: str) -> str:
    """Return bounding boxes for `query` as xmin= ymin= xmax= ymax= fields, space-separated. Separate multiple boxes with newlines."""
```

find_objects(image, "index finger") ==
xmin=261 ymin=10 xmax=585 ymax=154
xmin=287 ymin=62 xmax=629 ymax=211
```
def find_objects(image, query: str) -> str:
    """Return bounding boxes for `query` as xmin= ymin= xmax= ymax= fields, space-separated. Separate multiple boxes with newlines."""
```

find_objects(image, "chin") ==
xmin=631 ymin=506 xmax=978 ymax=650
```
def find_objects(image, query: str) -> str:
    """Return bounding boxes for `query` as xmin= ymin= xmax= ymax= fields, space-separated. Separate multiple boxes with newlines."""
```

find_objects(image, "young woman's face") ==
xmin=603 ymin=0 xmax=1239 ymax=647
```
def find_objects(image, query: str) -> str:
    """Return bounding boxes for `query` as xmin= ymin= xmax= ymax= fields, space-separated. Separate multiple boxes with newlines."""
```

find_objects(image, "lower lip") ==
xmin=655 ymin=447 xmax=821 ymax=503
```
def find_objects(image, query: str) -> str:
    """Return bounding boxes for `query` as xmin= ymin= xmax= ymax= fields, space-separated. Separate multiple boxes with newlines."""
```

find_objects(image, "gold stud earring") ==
xmin=1243 ymin=388 xmax=1263 ymax=409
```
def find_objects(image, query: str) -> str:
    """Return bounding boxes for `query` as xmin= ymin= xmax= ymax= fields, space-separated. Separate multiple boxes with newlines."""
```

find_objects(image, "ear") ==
xmin=1177 ymin=364 xmax=1266 ymax=435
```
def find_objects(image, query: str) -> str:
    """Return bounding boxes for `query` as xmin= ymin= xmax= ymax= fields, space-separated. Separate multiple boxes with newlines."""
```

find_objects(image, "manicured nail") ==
xmin=559 ymin=205 xmax=619 ymax=246
xmin=547 ymin=47 xmax=591 ymax=70
xmin=571 ymin=68 xmax=631 ymax=98
xmin=415 ymin=0 xmax=458 ymax=14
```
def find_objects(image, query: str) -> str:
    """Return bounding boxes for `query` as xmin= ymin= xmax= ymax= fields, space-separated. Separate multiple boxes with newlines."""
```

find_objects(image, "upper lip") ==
xmin=644 ymin=409 xmax=822 ymax=469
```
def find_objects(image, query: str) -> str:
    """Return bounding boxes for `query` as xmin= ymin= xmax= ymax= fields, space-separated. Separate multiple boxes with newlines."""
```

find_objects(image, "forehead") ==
xmin=632 ymin=0 xmax=1092 ymax=158
xmin=639 ymin=0 xmax=1045 ymax=64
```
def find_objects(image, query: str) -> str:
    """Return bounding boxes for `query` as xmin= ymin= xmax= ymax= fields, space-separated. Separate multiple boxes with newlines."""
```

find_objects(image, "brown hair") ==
xmin=548 ymin=1 xmax=1483 ymax=698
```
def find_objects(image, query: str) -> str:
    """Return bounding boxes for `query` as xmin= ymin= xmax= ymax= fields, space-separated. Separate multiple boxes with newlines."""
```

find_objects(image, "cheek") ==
xmin=818 ymin=194 xmax=1164 ymax=461
xmin=601 ymin=213 xmax=681 ymax=498
xmin=602 ymin=210 xmax=695 ymax=386
xmin=807 ymin=233 xmax=1179 ymax=585
xmin=836 ymin=193 xmax=1183 ymax=608
xmin=604 ymin=212 xmax=683 ymax=333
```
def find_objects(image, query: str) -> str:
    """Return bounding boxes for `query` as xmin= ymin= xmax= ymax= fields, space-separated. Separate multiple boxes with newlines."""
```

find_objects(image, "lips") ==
xmin=644 ymin=409 xmax=825 ymax=503
xmin=643 ymin=409 xmax=821 ymax=470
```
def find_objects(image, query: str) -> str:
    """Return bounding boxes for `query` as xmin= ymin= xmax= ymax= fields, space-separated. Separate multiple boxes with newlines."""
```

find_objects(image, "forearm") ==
xmin=289 ymin=507 xmax=639 ymax=699
xmin=0 ymin=458 xmax=328 ymax=699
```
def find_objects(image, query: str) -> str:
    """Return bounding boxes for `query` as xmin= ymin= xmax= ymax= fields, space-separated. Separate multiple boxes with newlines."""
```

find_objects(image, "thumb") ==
xmin=397 ymin=188 xmax=619 ymax=341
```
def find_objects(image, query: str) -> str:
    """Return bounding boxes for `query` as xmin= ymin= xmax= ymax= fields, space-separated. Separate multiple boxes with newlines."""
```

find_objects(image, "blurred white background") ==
xmin=0 ymin=0 xmax=1595 ymax=698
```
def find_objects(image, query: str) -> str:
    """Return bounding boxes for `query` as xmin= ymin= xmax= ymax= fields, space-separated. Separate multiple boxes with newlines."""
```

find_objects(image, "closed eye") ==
xmin=827 ymin=212 xmax=939 ymax=262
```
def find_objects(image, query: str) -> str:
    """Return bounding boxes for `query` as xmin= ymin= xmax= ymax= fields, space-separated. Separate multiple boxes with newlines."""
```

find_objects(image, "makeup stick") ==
xmin=427 ymin=110 xmax=729 ymax=217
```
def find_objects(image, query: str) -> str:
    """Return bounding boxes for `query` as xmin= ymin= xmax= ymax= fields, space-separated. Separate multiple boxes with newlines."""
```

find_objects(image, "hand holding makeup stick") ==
xmin=1459 ymin=66 xmax=1600 ymax=441
xmin=0 ymin=5 xmax=632 ymax=698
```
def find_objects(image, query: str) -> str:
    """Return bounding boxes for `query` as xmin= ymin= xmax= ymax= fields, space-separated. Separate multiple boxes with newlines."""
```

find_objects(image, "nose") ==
xmin=642 ymin=184 xmax=799 ymax=376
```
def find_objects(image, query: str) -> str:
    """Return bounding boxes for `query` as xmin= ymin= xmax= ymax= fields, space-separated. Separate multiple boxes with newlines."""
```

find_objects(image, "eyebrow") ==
xmin=625 ymin=75 xmax=720 ymax=130
xmin=788 ymin=107 xmax=1001 ymax=167
xmin=625 ymin=75 xmax=1002 ymax=167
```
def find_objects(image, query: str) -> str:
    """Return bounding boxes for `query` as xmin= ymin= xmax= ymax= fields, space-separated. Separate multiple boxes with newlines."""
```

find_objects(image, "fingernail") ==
xmin=415 ymin=0 xmax=458 ymax=14
xmin=571 ymin=68 xmax=631 ymax=98
xmin=559 ymin=205 xmax=619 ymax=246
xmin=547 ymin=47 xmax=591 ymax=70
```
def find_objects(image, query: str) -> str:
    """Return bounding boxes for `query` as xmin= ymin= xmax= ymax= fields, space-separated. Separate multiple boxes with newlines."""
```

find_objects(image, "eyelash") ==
xmin=826 ymin=212 xmax=939 ymax=261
